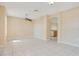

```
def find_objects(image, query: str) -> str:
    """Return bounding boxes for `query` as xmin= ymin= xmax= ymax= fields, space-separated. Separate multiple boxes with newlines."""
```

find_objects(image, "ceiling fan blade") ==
xmin=25 ymin=18 xmax=32 ymax=22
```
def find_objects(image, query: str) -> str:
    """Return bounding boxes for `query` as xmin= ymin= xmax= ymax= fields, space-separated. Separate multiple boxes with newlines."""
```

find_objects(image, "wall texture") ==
xmin=7 ymin=16 xmax=33 ymax=40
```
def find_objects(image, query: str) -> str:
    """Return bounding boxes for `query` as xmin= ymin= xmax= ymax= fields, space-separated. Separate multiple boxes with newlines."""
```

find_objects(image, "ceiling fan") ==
xmin=25 ymin=17 xmax=32 ymax=22
xmin=24 ymin=9 xmax=38 ymax=22
xmin=25 ymin=13 xmax=32 ymax=22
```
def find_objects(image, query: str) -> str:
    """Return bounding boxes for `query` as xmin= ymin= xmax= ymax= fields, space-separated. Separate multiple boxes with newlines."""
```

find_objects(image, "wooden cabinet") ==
xmin=53 ymin=30 xmax=57 ymax=37
xmin=50 ymin=30 xmax=57 ymax=37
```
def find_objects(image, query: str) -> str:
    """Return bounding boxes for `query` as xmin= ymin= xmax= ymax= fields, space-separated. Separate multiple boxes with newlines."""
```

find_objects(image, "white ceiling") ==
xmin=0 ymin=2 xmax=79 ymax=19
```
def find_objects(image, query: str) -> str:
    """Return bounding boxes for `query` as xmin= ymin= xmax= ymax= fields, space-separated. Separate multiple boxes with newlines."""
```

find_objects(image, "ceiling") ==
xmin=0 ymin=2 xmax=79 ymax=19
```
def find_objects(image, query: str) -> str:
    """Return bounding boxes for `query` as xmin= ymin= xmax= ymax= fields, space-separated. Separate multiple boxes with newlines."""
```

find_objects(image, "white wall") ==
xmin=33 ymin=16 xmax=47 ymax=40
xmin=7 ymin=16 xmax=33 ymax=39
xmin=58 ymin=7 xmax=79 ymax=47
xmin=33 ymin=19 xmax=43 ymax=39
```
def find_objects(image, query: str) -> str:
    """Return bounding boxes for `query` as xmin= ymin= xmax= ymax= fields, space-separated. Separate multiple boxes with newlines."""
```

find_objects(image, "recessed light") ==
xmin=50 ymin=3 xmax=53 ymax=5
xmin=34 ymin=10 xmax=39 ymax=12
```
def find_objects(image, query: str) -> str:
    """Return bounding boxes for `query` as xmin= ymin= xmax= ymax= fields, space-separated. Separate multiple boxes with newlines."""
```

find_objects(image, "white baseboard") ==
xmin=58 ymin=41 xmax=79 ymax=48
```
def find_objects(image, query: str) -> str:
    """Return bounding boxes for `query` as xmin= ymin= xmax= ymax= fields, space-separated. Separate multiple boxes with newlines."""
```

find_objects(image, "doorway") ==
xmin=48 ymin=16 xmax=59 ymax=42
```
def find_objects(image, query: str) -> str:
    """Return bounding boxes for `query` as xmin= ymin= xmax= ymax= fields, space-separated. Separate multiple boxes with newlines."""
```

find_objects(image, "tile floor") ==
xmin=2 ymin=38 xmax=79 ymax=56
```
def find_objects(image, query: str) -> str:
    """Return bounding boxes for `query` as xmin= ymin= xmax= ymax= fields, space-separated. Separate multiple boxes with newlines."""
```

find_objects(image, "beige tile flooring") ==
xmin=2 ymin=38 xmax=79 ymax=56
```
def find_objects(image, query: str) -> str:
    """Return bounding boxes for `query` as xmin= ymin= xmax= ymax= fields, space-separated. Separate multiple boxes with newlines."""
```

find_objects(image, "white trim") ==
xmin=4 ymin=15 xmax=7 ymax=46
